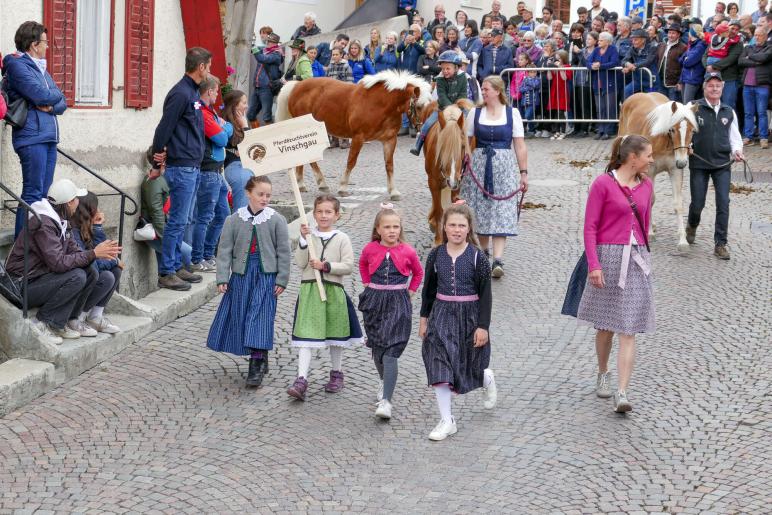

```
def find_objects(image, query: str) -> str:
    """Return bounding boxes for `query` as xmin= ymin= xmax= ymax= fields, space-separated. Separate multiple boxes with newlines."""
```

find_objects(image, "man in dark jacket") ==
xmin=703 ymin=21 xmax=742 ymax=109
xmin=478 ymin=29 xmax=513 ymax=79
xmin=398 ymin=27 xmax=426 ymax=73
xmin=2 ymin=22 xmax=67 ymax=239
xmin=738 ymin=26 xmax=772 ymax=148
xmin=428 ymin=3 xmax=454 ymax=34
xmin=150 ymin=47 xmax=211 ymax=291
xmin=249 ymin=32 xmax=283 ymax=126
xmin=686 ymin=72 xmax=745 ymax=261
xmin=656 ymin=24 xmax=687 ymax=100
xmin=622 ymin=29 xmax=658 ymax=98
xmin=291 ymin=13 xmax=322 ymax=40
xmin=6 ymin=179 xmax=121 ymax=344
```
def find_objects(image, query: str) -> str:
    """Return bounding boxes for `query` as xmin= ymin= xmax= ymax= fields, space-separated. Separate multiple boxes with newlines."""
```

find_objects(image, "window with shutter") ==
xmin=75 ymin=0 xmax=113 ymax=105
xmin=44 ymin=0 xmax=77 ymax=107
xmin=125 ymin=0 xmax=154 ymax=109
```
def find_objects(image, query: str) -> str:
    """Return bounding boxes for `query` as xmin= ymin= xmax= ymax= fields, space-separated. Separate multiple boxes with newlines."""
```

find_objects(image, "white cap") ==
xmin=47 ymin=179 xmax=87 ymax=205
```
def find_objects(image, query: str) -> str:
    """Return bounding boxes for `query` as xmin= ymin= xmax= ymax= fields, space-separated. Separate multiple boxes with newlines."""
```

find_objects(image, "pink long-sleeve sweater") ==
xmin=358 ymin=241 xmax=424 ymax=292
xmin=584 ymin=173 xmax=653 ymax=272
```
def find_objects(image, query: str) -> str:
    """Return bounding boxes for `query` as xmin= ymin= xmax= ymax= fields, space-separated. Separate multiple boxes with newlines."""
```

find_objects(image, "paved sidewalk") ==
xmin=1 ymin=137 xmax=770 ymax=514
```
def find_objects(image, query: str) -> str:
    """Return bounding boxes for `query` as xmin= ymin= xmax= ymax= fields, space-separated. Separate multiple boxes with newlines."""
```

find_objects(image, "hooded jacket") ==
xmin=679 ymin=38 xmax=707 ymax=85
xmin=6 ymin=199 xmax=96 ymax=280
xmin=2 ymin=52 xmax=67 ymax=151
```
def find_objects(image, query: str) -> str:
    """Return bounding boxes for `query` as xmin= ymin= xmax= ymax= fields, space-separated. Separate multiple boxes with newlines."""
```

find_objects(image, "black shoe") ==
xmin=246 ymin=358 xmax=265 ymax=387
xmin=593 ymin=133 xmax=603 ymax=140
xmin=600 ymin=134 xmax=610 ymax=140
xmin=409 ymin=146 xmax=421 ymax=156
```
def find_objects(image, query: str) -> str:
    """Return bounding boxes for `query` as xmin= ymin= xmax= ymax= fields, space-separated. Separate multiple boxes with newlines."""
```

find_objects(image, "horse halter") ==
xmin=666 ymin=127 xmax=690 ymax=152
xmin=407 ymin=97 xmax=421 ymax=130
xmin=439 ymin=154 xmax=464 ymax=191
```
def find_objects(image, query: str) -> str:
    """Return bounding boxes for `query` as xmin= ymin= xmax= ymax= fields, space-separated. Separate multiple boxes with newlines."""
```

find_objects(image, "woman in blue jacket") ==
xmin=347 ymin=40 xmax=375 ymax=83
xmin=679 ymin=25 xmax=707 ymax=104
xmin=374 ymin=32 xmax=400 ymax=72
xmin=587 ymin=32 xmax=621 ymax=140
xmin=3 ymin=22 xmax=67 ymax=238
xmin=459 ymin=21 xmax=483 ymax=79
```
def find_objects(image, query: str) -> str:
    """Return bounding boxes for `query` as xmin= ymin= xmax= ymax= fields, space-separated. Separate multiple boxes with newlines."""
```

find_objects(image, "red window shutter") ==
xmin=125 ymin=0 xmax=154 ymax=108
xmin=44 ymin=0 xmax=77 ymax=107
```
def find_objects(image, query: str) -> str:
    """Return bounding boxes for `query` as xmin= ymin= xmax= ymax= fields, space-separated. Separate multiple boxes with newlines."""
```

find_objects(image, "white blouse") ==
xmin=465 ymin=106 xmax=525 ymax=138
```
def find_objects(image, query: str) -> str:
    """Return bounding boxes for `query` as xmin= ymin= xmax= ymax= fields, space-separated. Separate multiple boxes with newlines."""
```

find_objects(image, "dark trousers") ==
xmin=25 ymin=267 xmax=98 ymax=329
xmin=594 ymin=89 xmax=618 ymax=135
xmin=15 ymin=143 xmax=57 ymax=238
xmin=572 ymin=84 xmax=593 ymax=132
xmin=85 ymin=267 xmax=122 ymax=311
xmin=247 ymin=86 xmax=275 ymax=124
xmin=688 ymin=167 xmax=731 ymax=246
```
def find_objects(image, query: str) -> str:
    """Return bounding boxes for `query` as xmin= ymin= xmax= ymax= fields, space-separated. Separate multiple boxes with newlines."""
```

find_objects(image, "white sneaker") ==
xmin=483 ymin=369 xmax=497 ymax=409
xmin=428 ymin=418 xmax=457 ymax=441
xmin=614 ymin=390 xmax=633 ymax=413
xmin=30 ymin=319 xmax=63 ymax=345
xmin=376 ymin=381 xmax=384 ymax=402
xmin=53 ymin=324 xmax=81 ymax=339
xmin=67 ymin=319 xmax=98 ymax=337
xmin=375 ymin=399 xmax=392 ymax=420
xmin=86 ymin=316 xmax=120 ymax=334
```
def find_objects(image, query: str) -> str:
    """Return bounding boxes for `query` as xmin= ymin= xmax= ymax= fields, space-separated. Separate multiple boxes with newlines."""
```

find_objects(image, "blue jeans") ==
xmin=15 ymin=142 xmax=57 ymax=237
xmin=521 ymin=103 xmax=536 ymax=132
xmin=419 ymin=111 xmax=439 ymax=140
xmin=688 ymin=167 xmax=731 ymax=245
xmin=247 ymin=86 xmax=275 ymax=123
xmin=595 ymin=89 xmax=618 ymax=135
xmin=192 ymin=172 xmax=229 ymax=263
xmin=658 ymin=83 xmax=682 ymax=102
xmin=159 ymin=166 xmax=199 ymax=276
xmin=224 ymin=161 xmax=253 ymax=211
xmin=721 ymin=80 xmax=738 ymax=110
xmin=147 ymin=238 xmax=191 ymax=271
xmin=624 ymin=80 xmax=655 ymax=99
xmin=742 ymin=85 xmax=769 ymax=139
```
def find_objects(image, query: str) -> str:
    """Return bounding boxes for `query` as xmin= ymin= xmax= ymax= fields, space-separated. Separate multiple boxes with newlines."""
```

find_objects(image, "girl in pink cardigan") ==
xmin=358 ymin=204 xmax=424 ymax=420
xmin=577 ymin=134 xmax=655 ymax=414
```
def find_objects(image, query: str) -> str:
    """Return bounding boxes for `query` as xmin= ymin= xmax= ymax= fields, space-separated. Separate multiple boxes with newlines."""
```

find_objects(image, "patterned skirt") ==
xmin=207 ymin=253 xmax=277 ymax=355
xmin=422 ymin=299 xmax=491 ymax=395
xmin=291 ymin=281 xmax=364 ymax=348
xmin=460 ymin=147 xmax=520 ymax=236
xmin=358 ymin=287 xmax=411 ymax=357
xmin=577 ymin=244 xmax=656 ymax=335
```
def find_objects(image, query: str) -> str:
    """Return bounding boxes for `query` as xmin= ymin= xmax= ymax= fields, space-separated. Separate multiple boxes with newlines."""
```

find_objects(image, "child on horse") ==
xmin=410 ymin=51 xmax=469 ymax=156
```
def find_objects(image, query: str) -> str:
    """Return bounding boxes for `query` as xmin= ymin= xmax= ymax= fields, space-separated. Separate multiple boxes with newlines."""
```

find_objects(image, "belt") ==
xmin=202 ymin=167 xmax=224 ymax=173
xmin=437 ymin=293 xmax=479 ymax=302
xmin=477 ymin=145 xmax=509 ymax=194
xmin=618 ymin=244 xmax=650 ymax=289
xmin=367 ymin=283 xmax=408 ymax=290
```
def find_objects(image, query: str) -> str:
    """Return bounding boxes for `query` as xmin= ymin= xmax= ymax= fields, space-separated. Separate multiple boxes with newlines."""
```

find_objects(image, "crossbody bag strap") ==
xmin=607 ymin=172 xmax=650 ymax=252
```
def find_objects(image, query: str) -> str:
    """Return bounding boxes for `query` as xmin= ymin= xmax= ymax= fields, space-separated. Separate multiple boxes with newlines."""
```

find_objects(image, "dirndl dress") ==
xmin=577 ymin=243 xmax=655 ymax=334
xmin=207 ymin=251 xmax=277 ymax=355
xmin=358 ymin=254 xmax=412 ymax=358
xmin=460 ymin=106 xmax=522 ymax=237
xmin=422 ymin=244 xmax=491 ymax=394
xmin=291 ymin=280 xmax=363 ymax=348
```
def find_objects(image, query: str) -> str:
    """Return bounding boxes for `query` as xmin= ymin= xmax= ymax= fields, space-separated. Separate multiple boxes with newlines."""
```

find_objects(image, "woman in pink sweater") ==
xmin=577 ymin=134 xmax=655 ymax=414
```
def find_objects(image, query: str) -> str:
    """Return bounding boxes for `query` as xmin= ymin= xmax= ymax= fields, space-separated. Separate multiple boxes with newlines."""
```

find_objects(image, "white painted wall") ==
xmin=254 ymin=0 xmax=357 ymax=42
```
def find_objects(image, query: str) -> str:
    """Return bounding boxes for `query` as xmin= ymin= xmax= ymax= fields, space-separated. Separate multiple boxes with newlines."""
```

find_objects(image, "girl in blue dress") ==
xmin=207 ymin=176 xmax=291 ymax=388
xmin=419 ymin=203 xmax=497 ymax=441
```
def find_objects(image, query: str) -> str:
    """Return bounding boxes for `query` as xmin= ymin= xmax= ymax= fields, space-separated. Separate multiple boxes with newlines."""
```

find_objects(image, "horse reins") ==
xmin=666 ymin=134 xmax=754 ymax=183
xmin=461 ymin=154 xmax=527 ymax=218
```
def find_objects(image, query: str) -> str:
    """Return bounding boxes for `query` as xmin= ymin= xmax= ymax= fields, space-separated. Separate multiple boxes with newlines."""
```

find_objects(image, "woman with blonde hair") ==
xmin=460 ymin=76 xmax=528 ymax=279
xmin=347 ymin=40 xmax=375 ymax=83
xmin=365 ymin=27 xmax=381 ymax=63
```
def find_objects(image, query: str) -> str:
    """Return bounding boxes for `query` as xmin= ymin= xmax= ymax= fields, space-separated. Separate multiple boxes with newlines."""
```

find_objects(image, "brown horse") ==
xmin=619 ymin=92 xmax=698 ymax=251
xmin=423 ymin=99 xmax=474 ymax=244
xmin=275 ymin=70 xmax=432 ymax=200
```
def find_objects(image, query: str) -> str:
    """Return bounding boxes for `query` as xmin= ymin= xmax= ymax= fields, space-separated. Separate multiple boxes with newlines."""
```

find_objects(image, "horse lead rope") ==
xmin=687 ymin=150 xmax=754 ymax=183
xmin=461 ymin=154 xmax=526 ymax=218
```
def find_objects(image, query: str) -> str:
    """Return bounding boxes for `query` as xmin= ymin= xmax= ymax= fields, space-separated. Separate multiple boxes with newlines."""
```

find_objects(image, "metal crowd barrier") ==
xmin=499 ymin=66 xmax=655 ymax=124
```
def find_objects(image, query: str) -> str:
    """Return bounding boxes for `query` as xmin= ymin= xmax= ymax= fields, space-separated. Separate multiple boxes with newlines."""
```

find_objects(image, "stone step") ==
xmin=0 ymin=359 xmax=55 ymax=417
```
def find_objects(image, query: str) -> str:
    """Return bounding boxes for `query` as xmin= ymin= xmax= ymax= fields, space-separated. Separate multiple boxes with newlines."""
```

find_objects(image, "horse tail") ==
xmin=275 ymin=81 xmax=299 ymax=122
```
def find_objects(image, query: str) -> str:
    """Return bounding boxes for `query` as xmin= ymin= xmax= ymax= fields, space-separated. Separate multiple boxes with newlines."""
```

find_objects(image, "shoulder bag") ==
xmin=1 ymin=77 xmax=28 ymax=128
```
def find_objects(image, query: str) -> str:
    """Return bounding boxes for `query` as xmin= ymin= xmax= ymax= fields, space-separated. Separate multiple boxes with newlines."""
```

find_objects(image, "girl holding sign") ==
xmin=287 ymin=195 xmax=364 ymax=401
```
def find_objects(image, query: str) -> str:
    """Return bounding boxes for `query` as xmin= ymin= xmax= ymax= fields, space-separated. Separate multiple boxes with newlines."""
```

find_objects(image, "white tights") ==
xmin=433 ymin=384 xmax=453 ymax=423
xmin=297 ymin=347 xmax=344 ymax=378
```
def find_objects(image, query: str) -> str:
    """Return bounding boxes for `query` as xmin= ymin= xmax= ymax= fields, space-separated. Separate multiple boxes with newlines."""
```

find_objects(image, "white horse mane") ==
xmin=360 ymin=70 xmax=433 ymax=107
xmin=646 ymin=101 xmax=698 ymax=136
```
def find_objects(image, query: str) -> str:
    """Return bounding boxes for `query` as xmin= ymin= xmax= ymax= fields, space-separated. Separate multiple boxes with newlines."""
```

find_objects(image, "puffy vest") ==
xmin=690 ymin=100 xmax=734 ymax=170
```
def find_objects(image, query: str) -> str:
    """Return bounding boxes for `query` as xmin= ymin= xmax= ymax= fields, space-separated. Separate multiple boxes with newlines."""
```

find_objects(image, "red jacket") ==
xmin=547 ymin=65 xmax=573 ymax=111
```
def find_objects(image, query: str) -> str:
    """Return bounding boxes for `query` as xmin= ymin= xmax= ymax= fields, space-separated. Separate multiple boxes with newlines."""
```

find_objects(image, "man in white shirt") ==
xmin=686 ymin=71 xmax=744 ymax=260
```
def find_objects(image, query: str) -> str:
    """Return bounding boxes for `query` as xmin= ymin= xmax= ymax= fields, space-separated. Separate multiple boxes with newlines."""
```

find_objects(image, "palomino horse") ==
xmin=276 ymin=70 xmax=432 ymax=200
xmin=422 ymin=99 xmax=474 ymax=244
xmin=619 ymin=92 xmax=698 ymax=251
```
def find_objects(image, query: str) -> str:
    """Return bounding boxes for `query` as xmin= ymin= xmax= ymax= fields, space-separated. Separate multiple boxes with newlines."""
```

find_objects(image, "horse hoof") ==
xmin=389 ymin=191 xmax=402 ymax=201
xmin=338 ymin=189 xmax=351 ymax=197
xmin=298 ymin=184 xmax=308 ymax=193
xmin=677 ymin=242 xmax=689 ymax=253
xmin=319 ymin=184 xmax=330 ymax=192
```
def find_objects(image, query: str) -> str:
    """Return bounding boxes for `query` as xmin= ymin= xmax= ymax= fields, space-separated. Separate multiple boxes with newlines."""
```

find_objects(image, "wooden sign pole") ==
xmin=288 ymin=169 xmax=327 ymax=302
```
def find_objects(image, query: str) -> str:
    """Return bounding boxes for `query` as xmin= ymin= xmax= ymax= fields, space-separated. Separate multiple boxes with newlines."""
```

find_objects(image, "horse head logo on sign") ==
xmin=248 ymin=144 xmax=267 ymax=163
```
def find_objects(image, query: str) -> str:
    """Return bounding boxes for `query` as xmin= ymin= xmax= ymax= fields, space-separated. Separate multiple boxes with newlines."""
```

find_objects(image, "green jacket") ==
xmin=140 ymin=176 xmax=169 ymax=238
xmin=437 ymin=72 xmax=468 ymax=109
xmin=292 ymin=54 xmax=313 ymax=81
xmin=702 ymin=40 xmax=742 ymax=82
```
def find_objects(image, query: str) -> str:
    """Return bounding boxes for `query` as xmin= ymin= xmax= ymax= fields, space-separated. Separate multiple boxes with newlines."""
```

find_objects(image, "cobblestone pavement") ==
xmin=1 ymin=137 xmax=771 ymax=514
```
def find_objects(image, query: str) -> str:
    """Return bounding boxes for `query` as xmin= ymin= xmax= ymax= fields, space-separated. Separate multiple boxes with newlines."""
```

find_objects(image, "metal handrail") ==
xmin=0 ymin=181 xmax=41 ymax=319
xmin=56 ymin=148 xmax=139 ymax=249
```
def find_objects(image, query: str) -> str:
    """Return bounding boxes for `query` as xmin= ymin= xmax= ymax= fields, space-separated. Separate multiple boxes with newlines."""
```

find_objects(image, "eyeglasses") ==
xmin=37 ymin=38 xmax=49 ymax=45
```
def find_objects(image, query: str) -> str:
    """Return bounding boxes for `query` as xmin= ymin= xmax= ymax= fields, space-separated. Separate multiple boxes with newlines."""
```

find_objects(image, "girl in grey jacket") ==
xmin=207 ymin=176 xmax=291 ymax=388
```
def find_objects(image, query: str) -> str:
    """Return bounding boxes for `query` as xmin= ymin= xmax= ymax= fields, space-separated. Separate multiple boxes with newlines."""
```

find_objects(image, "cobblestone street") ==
xmin=1 ymin=137 xmax=770 ymax=514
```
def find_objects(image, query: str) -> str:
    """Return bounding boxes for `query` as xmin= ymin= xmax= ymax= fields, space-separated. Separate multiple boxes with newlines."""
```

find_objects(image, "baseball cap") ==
xmin=47 ymin=179 xmax=87 ymax=205
xmin=704 ymin=71 xmax=723 ymax=83
xmin=491 ymin=28 xmax=503 ymax=37
xmin=631 ymin=16 xmax=643 ymax=25
xmin=266 ymin=33 xmax=280 ymax=44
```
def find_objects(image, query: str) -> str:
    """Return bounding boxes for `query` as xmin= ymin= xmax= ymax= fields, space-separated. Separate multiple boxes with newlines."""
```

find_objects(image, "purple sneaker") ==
xmin=324 ymin=370 xmax=345 ymax=393
xmin=287 ymin=377 xmax=308 ymax=401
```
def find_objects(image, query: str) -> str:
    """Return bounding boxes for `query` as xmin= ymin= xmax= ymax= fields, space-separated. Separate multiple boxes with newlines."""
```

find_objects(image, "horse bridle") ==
xmin=407 ymin=97 xmax=421 ymax=131
xmin=439 ymin=155 xmax=464 ymax=191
